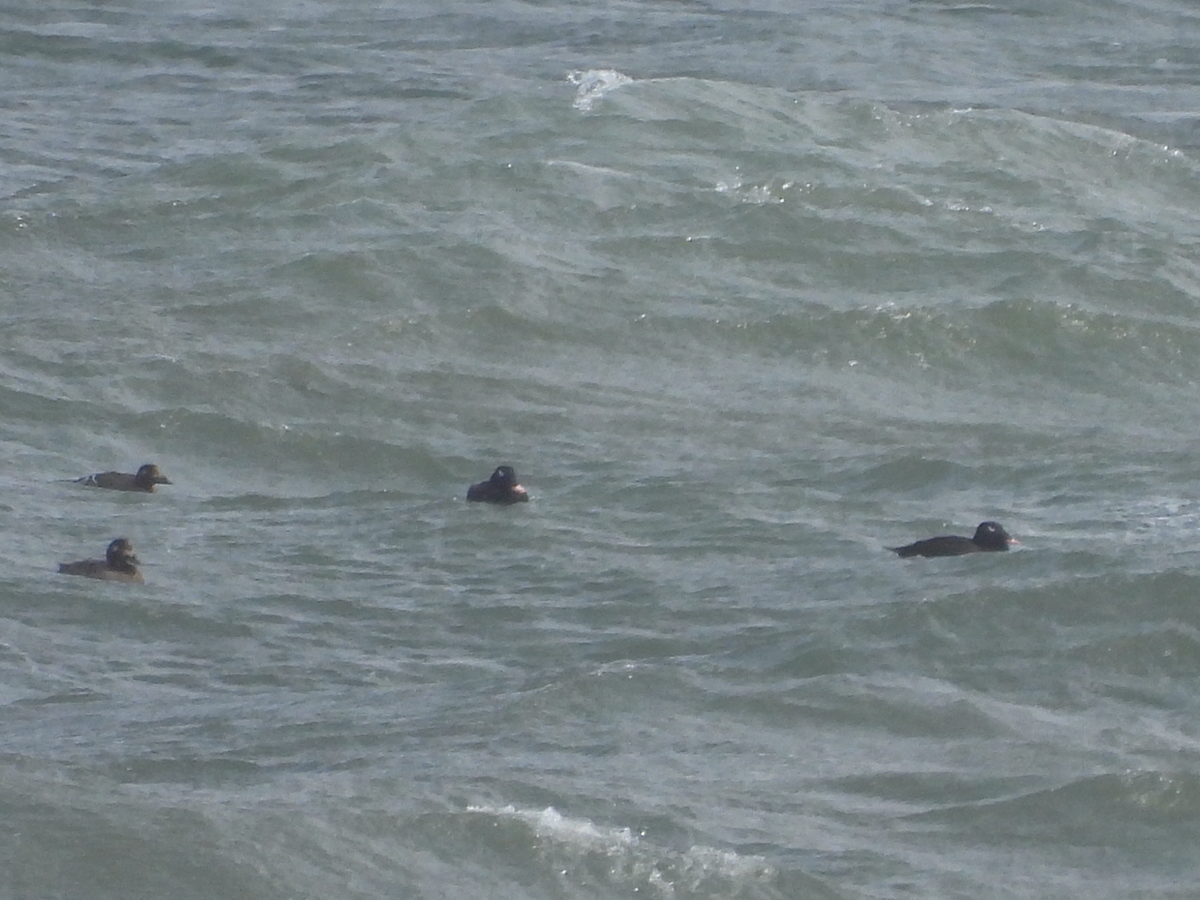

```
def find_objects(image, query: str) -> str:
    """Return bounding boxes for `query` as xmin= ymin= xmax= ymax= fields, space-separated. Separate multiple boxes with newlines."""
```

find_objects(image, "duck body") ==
xmin=58 ymin=537 xmax=145 ymax=583
xmin=75 ymin=463 xmax=171 ymax=493
xmin=891 ymin=521 xmax=1016 ymax=558
xmin=467 ymin=466 xmax=529 ymax=504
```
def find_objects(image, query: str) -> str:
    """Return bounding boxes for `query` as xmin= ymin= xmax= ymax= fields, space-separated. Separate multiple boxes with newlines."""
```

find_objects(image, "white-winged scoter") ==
xmin=891 ymin=521 xmax=1017 ymax=558
xmin=58 ymin=537 xmax=145 ymax=583
xmin=467 ymin=466 xmax=529 ymax=504
xmin=75 ymin=463 xmax=172 ymax=493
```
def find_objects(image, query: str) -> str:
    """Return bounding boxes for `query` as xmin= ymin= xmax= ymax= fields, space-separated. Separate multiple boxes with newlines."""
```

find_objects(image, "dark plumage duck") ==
xmin=891 ymin=521 xmax=1017 ymax=558
xmin=75 ymin=463 xmax=172 ymax=493
xmin=58 ymin=537 xmax=145 ymax=584
xmin=467 ymin=466 xmax=529 ymax=504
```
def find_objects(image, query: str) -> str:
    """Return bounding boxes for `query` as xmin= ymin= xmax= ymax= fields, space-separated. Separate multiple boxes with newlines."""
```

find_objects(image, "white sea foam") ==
xmin=568 ymin=69 xmax=634 ymax=111
xmin=466 ymin=804 xmax=775 ymax=897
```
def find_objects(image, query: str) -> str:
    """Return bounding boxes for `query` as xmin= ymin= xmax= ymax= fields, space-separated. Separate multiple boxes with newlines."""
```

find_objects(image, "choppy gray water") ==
xmin=4 ymin=1 xmax=1200 ymax=898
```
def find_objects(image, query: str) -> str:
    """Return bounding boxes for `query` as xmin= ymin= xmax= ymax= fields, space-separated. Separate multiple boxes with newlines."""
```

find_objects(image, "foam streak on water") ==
xmin=3 ymin=2 xmax=1200 ymax=899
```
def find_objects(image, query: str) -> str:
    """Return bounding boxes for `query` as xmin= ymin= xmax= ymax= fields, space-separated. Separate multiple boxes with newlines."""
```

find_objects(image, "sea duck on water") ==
xmin=58 ymin=537 xmax=145 ymax=584
xmin=467 ymin=466 xmax=529 ymax=504
xmin=891 ymin=521 xmax=1018 ymax=558
xmin=75 ymin=463 xmax=172 ymax=493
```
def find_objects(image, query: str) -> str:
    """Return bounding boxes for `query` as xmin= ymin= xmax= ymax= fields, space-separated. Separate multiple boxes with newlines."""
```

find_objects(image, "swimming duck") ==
xmin=75 ymin=463 xmax=172 ymax=493
xmin=891 ymin=521 xmax=1018 ymax=558
xmin=467 ymin=465 xmax=529 ymax=504
xmin=58 ymin=537 xmax=145 ymax=583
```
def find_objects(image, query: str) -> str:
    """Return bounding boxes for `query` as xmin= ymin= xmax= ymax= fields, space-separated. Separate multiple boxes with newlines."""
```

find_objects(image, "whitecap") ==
xmin=568 ymin=69 xmax=633 ymax=111
xmin=464 ymin=804 xmax=776 ymax=897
